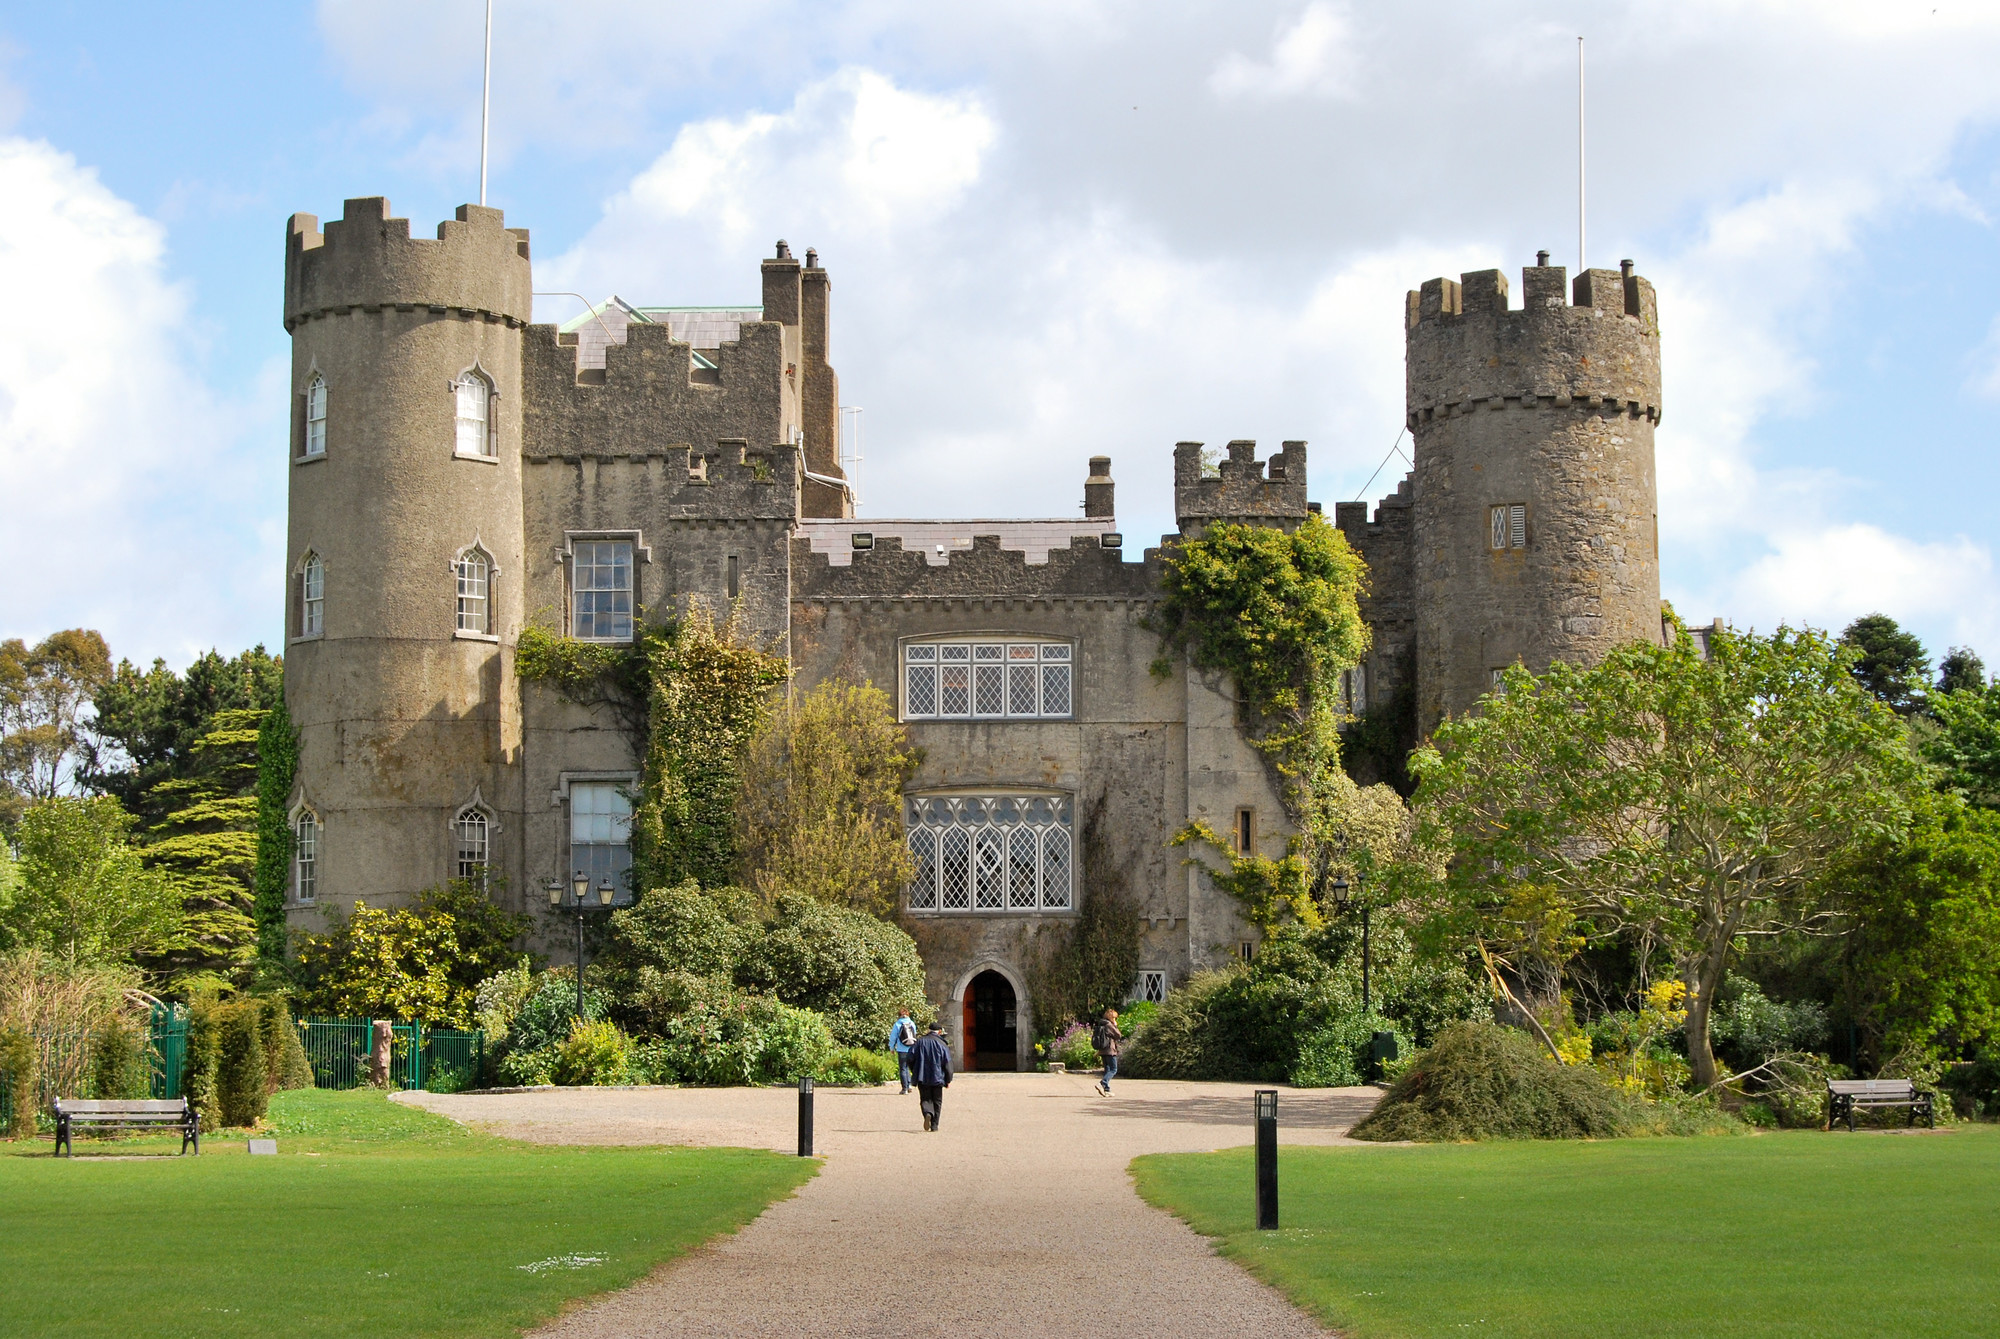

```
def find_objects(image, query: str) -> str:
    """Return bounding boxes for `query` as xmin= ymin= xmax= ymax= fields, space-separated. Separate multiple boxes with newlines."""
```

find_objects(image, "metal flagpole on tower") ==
xmin=479 ymin=0 xmax=493 ymax=205
xmin=1577 ymin=35 xmax=1586 ymax=273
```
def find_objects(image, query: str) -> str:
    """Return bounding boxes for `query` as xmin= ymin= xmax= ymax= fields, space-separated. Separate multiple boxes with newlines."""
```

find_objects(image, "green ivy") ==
xmin=630 ymin=610 xmax=788 ymax=893
xmin=1150 ymin=513 xmax=1370 ymax=928
xmin=252 ymin=696 xmax=296 ymax=970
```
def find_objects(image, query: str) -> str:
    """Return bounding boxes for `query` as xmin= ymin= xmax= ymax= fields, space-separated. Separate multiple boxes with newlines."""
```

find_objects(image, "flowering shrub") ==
xmin=552 ymin=1019 xmax=633 ymax=1086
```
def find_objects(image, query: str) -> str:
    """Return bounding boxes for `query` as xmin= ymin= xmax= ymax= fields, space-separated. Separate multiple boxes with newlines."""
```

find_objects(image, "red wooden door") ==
xmin=962 ymin=986 xmax=977 ymax=1067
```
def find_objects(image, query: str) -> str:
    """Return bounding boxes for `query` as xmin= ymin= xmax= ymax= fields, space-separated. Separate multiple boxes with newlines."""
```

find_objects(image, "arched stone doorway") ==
xmin=962 ymin=969 xmax=1020 ymax=1071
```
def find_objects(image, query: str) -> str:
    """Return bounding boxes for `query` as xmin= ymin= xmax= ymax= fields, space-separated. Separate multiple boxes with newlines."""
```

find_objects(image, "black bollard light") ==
xmin=1255 ymin=1088 xmax=1279 ymax=1230
xmin=798 ymin=1076 xmax=815 ymax=1157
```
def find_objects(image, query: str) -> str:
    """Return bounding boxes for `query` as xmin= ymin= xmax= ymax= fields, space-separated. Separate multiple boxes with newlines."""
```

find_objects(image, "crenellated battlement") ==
xmin=523 ymin=439 xmax=800 ymax=523
xmin=284 ymin=198 xmax=532 ymax=331
xmin=523 ymin=316 xmax=793 ymax=468
xmin=1405 ymin=262 xmax=1661 ymax=425
xmin=792 ymin=530 xmax=1157 ymax=602
xmin=1172 ymin=439 xmax=1310 ymax=534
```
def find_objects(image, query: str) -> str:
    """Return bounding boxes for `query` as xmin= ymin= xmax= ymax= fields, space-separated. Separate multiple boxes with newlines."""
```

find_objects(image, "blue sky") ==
xmin=3 ymin=1 xmax=1999 ymax=676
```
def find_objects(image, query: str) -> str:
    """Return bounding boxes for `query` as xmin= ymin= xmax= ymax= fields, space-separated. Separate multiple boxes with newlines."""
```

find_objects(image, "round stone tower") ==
xmin=282 ymin=198 xmax=532 ymax=919
xmin=1405 ymin=259 xmax=1662 ymax=731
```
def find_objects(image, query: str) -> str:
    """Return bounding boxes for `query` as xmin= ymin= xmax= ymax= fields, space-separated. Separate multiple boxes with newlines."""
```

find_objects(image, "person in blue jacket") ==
xmin=908 ymin=1019 xmax=953 ymax=1132
xmin=889 ymin=1008 xmax=919 ymax=1094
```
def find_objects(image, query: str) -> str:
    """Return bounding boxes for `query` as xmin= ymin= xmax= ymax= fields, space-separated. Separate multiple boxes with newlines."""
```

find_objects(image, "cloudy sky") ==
xmin=3 ymin=1 xmax=1998 ymax=672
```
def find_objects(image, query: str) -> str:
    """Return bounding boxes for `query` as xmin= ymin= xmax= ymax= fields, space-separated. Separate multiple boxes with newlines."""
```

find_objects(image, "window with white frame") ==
xmin=571 ymin=541 xmax=634 ymax=641
xmin=454 ymin=806 xmax=489 ymax=884
xmin=293 ymin=809 xmax=319 ymax=902
xmin=1490 ymin=503 xmax=1527 ymax=551
xmin=904 ymin=794 xmax=1072 ymax=913
xmin=903 ymin=641 xmax=1072 ymax=720
xmin=455 ymin=547 xmax=492 ymax=635
xmin=298 ymin=553 xmax=324 ymax=638
xmin=569 ymin=782 xmax=633 ymax=891
xmin=454 ymin=371 xmax=494 ymax=457
xmin=1131 ymin=970 xmax=1167 ymax=1005
xmin=304 ymin=375 xmax=327 ymax=458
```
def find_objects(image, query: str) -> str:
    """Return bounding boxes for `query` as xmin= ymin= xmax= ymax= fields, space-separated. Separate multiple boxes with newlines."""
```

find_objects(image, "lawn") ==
xmin=0 ymin=1088 xmax=816 ymax=1339
xmin=1132 ymin=1125 xmax=2000 ymax=1338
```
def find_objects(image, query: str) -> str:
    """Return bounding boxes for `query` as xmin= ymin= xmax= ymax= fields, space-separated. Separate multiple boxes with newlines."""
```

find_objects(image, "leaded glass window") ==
xmin=305 ymin=375 xmax=327 ymax=458
xmin=454 ymin=806 xmax=488 ymax=884
xmin=904 ymin=793 xmax=1074 ymax=912
xmin=571 ymin=541 xmax=633 ymax=641
xmin=455 ymin=548 xmax=491 ymax=634
xmin=299 ymin=553 xmax=324 ymax=638
xmin=293 ymin=810 xmax=319 ymax=902
xmin=903 ymin=642 xmax=1073 ymax=719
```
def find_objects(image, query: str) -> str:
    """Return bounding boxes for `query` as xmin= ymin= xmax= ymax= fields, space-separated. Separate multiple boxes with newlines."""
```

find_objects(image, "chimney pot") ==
xmin=1620 ymin=258 xmax=1634 ymax=277
xmin=805 ymin=248 xmax=819 ymax=269
xmin=776 ymin=240 xmax=792 ymax=260
xmin=1536 ymin=250 xmax=1550 ymax=266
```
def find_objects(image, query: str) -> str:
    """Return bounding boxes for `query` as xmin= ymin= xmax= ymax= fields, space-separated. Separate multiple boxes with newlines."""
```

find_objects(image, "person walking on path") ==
xmin=889 ymin=1008 xmax=919 ymax=1094
xmin=1093 ymin=1008 xmax=1124 ymax=1096
xmin=909 ymin=1020 xmax=953 ymax=1131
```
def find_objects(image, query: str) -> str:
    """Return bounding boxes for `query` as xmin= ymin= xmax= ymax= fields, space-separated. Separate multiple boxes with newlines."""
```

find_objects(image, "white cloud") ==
xmin=0 ymin=138 xmax=279 ymax=663
xmin=1209 ymin=4 xmax=1358 ymax=102
xmin=1732 ymin=524 xmax=1999 ymax=648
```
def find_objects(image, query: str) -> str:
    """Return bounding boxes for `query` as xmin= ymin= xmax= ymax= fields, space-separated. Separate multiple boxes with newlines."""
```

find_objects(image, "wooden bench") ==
xmin=53 ymin=1099 xmax=199 ymax=1156
xmin=1826 ymin=1079 xmax=1933 ymax=1131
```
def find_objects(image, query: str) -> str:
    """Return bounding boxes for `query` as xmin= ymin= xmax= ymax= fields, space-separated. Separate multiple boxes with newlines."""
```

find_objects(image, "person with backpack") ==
xmin=889 ymin=1008 xmax=919 ymax=1094
xmin=1093 ymin=1008 xmax=1124 ymax=1096
xmin=909 ymin=1019 xmax=953 ymax=1131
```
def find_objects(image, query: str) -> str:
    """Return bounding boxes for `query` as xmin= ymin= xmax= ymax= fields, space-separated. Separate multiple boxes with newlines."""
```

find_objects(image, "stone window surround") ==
xmin=452 ymin=791 xmax=495 ymax=885
xmin=904 ymin=787 xmax=1076 ymax=916
xmin=1131 ymin=969 xmax=1168 ymax=1004
xmin=899 ymin=633 xmax=1076 ymax=721
xmin=297 ymin=363 xmax=328 ymax=463
xmin=286 ymin=794 xmax=320 ymax=906
xmin=558 ymin=531 xmax=651 ymax=644
xmin=290 ymin=549 xmax=326 ymax=646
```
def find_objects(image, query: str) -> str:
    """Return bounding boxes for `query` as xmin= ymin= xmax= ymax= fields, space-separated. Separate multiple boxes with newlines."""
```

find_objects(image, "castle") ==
xmin=280 ymin=199 xmax=1662 ymax=1069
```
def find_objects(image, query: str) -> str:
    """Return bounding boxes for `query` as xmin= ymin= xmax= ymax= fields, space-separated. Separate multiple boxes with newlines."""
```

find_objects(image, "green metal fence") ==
xmin=295 ymin=1018 xmax=483 ymax=1092
xmin=148 ymin=1004 xmax=187 ymax=1099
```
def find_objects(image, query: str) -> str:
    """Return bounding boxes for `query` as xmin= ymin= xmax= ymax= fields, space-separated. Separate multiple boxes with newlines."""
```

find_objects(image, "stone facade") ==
xmin=280 ymin=199 xmax=1663 ymax=1070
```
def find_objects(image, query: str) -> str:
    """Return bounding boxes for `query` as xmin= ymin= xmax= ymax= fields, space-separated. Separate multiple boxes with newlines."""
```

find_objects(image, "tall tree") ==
xmin=139 ymin=708 xmax=267 ymax=986
xmin=734 ymin=678 xmax=920 ymax=916
xmin=1411 ymin=623 xmax=1922 ymax=1089
xmin=86 ymin=647 xmax=283 ymax=823
xmin=1840 ymin=613 xmax=1930 ymax=715
xmin=2 ymin=796 xmax=184 ymax=966
xmin=0 ymin=630 xmax=113 ymax=827
xmin=1926 ymin=680 xmax=2000 ymax=811
xmin=1937 ymin=646 xmax=1988 ymax=698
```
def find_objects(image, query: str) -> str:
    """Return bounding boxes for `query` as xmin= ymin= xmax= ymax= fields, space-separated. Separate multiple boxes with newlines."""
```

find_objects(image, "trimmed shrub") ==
xmin=817 ymin=1047 xmax=897 ymax=1086
xmin=0 ymin=1027 xmax=36 ymax=1138
xmin=1121 ymin=971 xmax=1228 ymax=1080
xmin=258 ymin=997 xmax=315 ymax=1091
xmin=631 ymin=989 xmax=836 ymax=1087
xmin=1291 ymin=1013 xmax=1410 ymax=1088
xmin=736 ymin=892 xmax=926 ymax=1048
xmin=87 ymin=1016 xmax=149 ymax=1100
xmin=1349 ymin=1022 xmax=1637 ymax=1142
xmin=552 ymin=1019 xmax=632 ymax=1086
xmin=216 ymin=1002 xmax=269 ymax=1128
xmin=181 ymin=999 xmax=222 ymax=1132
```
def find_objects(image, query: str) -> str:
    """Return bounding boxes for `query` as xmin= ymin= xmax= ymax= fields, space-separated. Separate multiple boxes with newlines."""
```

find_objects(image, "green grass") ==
xmin=0 ymin=1088 xmax=816 ymax=1339
xmin=1133 ymin=1126 xmax=2000 ymax=1338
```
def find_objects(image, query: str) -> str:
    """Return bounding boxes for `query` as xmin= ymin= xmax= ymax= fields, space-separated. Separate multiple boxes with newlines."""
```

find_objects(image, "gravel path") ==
xmin=403 ymin=1073 xmax=1378 ymax=1338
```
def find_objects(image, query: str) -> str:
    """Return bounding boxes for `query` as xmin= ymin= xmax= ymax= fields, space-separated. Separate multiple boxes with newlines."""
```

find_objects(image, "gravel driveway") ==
xmin=402 ymin=1072 xmax=1378 ymax=1338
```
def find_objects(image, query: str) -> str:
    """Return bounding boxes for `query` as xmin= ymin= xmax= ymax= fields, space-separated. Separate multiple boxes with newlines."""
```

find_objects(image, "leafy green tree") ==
xmin=1926 ymin=680 xmax=2000 ymax=810
xmin=3 ymin=796 xmax=184 ymax=965
xmin=1411 ymin=623 xmax=1922 ymax=1090
xmin=1833 ymin=794 xmax=2000 ymax=1064
xmin=291 ymin=880 xmax=532 ymax=1027
xmin=252 ymin=699 xmax=298 ymax=969
xmin=137 ymin=708 xmax=265 ymax=987
xmin=0 ymin=630 xmax=113 ymax=828
xmin=1937 ymin=647 xmax=1987 ymax=698
xmin=1840 ymin=613 xmax=1930 ymax=715
xmin=86 ymin=647 xmax=282 ymax=825
xmin=734 ymin=678 xmax=919 ymax=916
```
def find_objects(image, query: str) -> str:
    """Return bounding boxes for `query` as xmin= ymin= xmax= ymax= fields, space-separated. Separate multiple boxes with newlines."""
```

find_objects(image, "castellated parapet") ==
xmin=1405 ymin=262 xmax=1663 ymax=730
xmin=1173 ymin=440 xmax=1310 ymax=534
xmin=285 ymin=198 xmax=532 ymax=329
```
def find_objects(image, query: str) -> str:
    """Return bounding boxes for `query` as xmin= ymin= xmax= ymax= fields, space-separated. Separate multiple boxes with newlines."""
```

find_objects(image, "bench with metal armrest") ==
xmin=52 ymin=1098 xmax=199 ymax=1156
xmin=1825 ymin=1079 xmax=1933 ymax=1131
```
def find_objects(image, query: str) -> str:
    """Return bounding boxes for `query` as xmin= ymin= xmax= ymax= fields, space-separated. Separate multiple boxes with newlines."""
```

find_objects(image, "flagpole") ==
xmin=480 ymin=0 xmax=493 ymax=206
xmin=1577 ymin=35 xmax=1586 ymax=273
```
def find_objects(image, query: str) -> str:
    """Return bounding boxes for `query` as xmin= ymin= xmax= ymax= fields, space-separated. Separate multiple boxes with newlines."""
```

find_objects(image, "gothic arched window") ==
xmin=454 ymin=546 xmax=493 ymax=635
xmin=304 ymin=374 xmax=327 ymax=458
xmin=293 ymin=809 xmax=320 ymax=903
xmin=296 ymin=552 xmax=325 ymax=639
xmin=454 ymin=806 xmax=489 ymax=885
xmin=454 ymin=370 xmax=494 ymax=457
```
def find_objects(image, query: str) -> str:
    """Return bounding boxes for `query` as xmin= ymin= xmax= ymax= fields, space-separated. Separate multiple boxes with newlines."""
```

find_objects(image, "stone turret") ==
xmin=282 ymin=198 xmax=532 ymax=917
xmin=1172 ymin=440 xmax=1310 ymax=537
xmin=1404 ymin=258 xmax=1662 ymax=730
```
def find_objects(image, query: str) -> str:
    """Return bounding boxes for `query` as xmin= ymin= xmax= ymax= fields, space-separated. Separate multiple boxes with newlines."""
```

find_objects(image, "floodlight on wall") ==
xmin=1100 ymin=533 xmax=1123 ymax=550
xmin=851 ymin=532 xmax=874 ymax=550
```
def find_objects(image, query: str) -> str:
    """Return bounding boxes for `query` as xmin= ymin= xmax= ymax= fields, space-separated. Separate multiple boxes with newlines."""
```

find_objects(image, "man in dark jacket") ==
xmin=909 ymin=1020 xmax=953 ymax=1131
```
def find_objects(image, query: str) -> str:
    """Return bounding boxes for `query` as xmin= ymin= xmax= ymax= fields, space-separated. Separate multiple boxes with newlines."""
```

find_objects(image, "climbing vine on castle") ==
xmin=1151 ymin=512 xmax=1371 ymax=927
xmin=515 ymin=608 xmax=787 ymax=897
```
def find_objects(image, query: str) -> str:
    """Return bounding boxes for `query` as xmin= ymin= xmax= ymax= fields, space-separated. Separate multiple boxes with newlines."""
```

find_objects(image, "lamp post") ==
xmin=1330 ymin=875 xmax=1371 ymax=1015
xmin=546 ymin=872 xmax=627 ymax=1020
